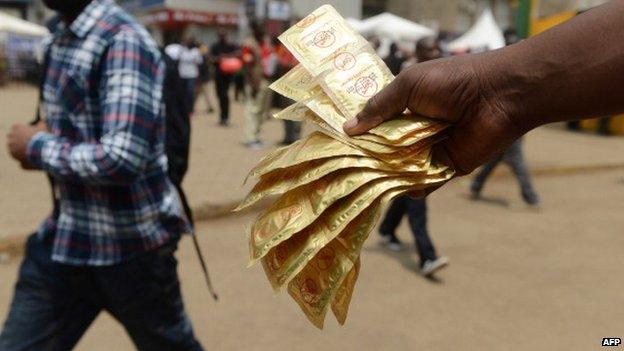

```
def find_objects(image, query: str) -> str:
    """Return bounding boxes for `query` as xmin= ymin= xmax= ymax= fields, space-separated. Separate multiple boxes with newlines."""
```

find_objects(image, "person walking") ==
xmin=196 ymin=43 xmax=215 ymax=114
xmin=177 ymin=37 xmax=203 ymax=116
xmin=383 ymin=42 xmax=405 ymax=76
xmin=470 ymin=138 xmax=540 ymax=206
xmin=469 ymin=29 xmax=541 ymax=207
xmin=242 ymin=26 xmax=276 ymax=149
xmin=2 ymin=1 xmax=203 ymax=350
xmin=378 ymin=36 xmax=449 ymax=278
xmin=210 ymin=30 xmax=239 ymax=126
xmin=275 ymin=37 xmax=301 ymax=145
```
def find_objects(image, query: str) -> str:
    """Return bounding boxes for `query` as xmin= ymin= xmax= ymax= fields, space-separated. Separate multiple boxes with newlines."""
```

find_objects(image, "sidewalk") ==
xmin=1 ymin=84 xmax=624 ymax=243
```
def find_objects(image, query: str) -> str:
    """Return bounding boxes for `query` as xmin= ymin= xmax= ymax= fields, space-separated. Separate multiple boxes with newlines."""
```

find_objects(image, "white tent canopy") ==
xmin=350 ymin=13 xmax=434 ymax=43
xmin=0 ymin=11 xmax=48 ymax=37
xmin=347 ymin=13 xmax=434 ymax=58
xmin=345 ymin=17 xmax=366 ymax=33
xmin=448 ymin=8 xmax=505 ymax=52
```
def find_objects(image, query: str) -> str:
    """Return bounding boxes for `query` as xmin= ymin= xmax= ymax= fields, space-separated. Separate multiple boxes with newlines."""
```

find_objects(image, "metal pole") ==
xmin=515 ymin=0 xmax=532 ymax=38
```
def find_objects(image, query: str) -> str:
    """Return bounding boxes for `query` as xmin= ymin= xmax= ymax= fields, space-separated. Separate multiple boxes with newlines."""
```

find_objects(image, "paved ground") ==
xmin=1 ymin=85 xmax=624 ymax=350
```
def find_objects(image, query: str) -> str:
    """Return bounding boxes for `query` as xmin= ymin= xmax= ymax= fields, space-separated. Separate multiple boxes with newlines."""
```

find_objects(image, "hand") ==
xmin=7 ymin=121 xmax=47 ymax=164
xmin=343 ymin=55 xmax=525 ymax=175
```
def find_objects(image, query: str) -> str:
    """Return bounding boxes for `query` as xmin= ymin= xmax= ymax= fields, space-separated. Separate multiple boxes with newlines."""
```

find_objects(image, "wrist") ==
xmin=25 ymin=131 xmax=48 ymax=169
xmin=473 ymin=44 xmax=544 ymax=136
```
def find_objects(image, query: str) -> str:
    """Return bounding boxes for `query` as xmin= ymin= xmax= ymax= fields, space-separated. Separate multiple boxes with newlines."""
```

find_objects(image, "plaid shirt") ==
xmin=26 ymin=0 xmax=191 ymax=266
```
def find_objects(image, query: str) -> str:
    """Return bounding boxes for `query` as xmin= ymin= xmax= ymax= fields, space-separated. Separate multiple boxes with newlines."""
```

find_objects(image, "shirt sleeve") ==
xmin=26 ymin=29 xmax=164 ymax=185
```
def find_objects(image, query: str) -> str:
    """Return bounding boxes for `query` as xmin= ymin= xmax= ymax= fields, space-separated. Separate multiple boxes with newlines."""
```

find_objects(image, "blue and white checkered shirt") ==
xmin=26 ymin=0 xmax=191 ymax=266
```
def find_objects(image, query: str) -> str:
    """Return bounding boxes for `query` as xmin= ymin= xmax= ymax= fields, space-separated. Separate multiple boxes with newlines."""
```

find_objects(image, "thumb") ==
xmin=343 ymin=72 xmax=410 ymax=135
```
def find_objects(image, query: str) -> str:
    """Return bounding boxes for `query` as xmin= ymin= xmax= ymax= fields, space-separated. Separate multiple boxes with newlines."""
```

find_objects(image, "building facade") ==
xmin=118 ymin=0 xmax=363 ymax=46
xmin=118 ymin=0 xmax=241 ymax=46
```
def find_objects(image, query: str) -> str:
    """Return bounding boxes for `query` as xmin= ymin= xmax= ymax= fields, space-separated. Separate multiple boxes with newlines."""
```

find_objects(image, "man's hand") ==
xmin=343 ymin=55 xmax=525 ymax=176
xmin=7 ymin=122 xmax=47 ymax=167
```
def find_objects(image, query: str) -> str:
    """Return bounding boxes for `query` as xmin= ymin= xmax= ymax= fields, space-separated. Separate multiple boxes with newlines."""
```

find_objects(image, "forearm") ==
xmin=479 ymin=0 xmax=624 ymax=131
xmin=27 ymin=132 xmax=146 ymax=184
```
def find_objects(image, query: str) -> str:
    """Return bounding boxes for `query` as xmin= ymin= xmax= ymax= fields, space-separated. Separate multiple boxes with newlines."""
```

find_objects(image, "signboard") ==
xmin=139 ymin=9 xmax=239 ymax=27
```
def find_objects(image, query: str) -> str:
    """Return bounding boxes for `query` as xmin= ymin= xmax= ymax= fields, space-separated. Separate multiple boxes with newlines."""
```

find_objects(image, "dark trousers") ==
xmin=0 ymin=235 xmax=203 ymax=351
xmin=282 ymin=120 xmax=302 ymax=143
xmin=379 ymin=196 xmax=437 ymax=265
xmin=470 ymin=138 xmax=540 ymax=205
xmin=181 ymin=78 xmax=197 ymax=114
xmin=214 ymin=73 xmax=232 ymax=122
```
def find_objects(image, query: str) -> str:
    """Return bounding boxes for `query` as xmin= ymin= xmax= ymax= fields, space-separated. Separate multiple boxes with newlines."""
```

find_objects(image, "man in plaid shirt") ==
xmin=2 ymin=0 xmax=204 ymax=350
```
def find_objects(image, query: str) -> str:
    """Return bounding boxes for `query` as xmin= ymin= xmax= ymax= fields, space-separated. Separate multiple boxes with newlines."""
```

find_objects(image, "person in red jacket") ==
xmin=242 ymin=25 xmax=277 ymax=149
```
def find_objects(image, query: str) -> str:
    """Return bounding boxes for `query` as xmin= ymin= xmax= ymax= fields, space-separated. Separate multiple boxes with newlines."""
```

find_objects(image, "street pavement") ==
xmin=1 ymin=85 xmax=624 ymax=350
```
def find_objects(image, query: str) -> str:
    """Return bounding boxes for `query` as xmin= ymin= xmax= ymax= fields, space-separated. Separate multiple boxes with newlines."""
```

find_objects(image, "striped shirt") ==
xmin=26 ymin=0 xmax=191 ymax=265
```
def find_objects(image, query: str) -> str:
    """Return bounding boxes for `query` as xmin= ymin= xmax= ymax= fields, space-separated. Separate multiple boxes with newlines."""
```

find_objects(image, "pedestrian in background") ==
xmin=242 ymin=25 xmax=276 ymax=149
xmin=275 ymin=37 xmax=301 ymax=145
xmin=383 ymin=42 xmax=405 ymax=76
xmin=177 ymin=37 xmax=203 ymax=116
xmin=234 ymin=65 xmax=246 ymax=102
xmin=469 ymin=29 xmax=541 ymax=208
xmin=210 ymin=30 xmax=239 ymax=126
xmin=378 ymin=36 xmax=449 ymax=278
xmin=1 ymin=1 xmax=203 ymax=350
xmin=196 ymin=43 xmax=215 ymax=114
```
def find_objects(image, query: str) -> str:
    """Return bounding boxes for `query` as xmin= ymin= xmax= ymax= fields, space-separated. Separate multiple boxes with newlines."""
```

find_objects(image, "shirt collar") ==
xmin=67 ymin=0 xmax=113 ymax=38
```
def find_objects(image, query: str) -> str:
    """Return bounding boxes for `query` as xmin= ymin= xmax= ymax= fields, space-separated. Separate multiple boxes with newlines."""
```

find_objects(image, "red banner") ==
xmin=140 ymin=9 xmax=238 ymax=27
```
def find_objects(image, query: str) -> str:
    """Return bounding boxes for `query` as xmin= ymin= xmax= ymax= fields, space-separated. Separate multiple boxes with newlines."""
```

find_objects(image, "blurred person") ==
xmin=275 ymin=37 xmax=301 ymax=145
xmin=2 ymin=1 xmax=203 ymax=350
xmin=383 ymin=42 xmax=405 ymax=76
xmin=210 ymin=30 xmax=239 ymax=126
xmin=378 ymin=36 xmax=449 ymax=278
xmin=162 ymin=44 xmax=217 ymax=300
xmin=196 ymin=43 xmax=215 ymax=114
xmin=469 ymin=29 xmax=540 ymax=207
xmin=178 ymin=37 xmax=203 ymax=116
xmin=342 ymin=0 xmax=624 ymax=195
xmin=400 ymin=37 xmax=443 ymax=71
xmin=161 ymin=47 xmax=193 ymax=224
xmin=368 ymin=36 xmax=381 ymax=52
xmin=241 ymin=26 xmax=277 ymax=149
xmin=234 ymin=66 xmax=246 ymax=102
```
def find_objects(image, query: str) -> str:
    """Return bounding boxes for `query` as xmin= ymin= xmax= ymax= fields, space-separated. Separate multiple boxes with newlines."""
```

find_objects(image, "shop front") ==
xmin=120 ymin=0 xmax=240 ymax=47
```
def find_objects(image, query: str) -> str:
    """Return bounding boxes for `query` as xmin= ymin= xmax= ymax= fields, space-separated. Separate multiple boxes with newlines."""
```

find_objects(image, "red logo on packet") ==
xmin=333 ymin=52 xmax=356 ymax=71
xmin=301 ymin=278 xmax=320 ymax=303
xmin=313 ymin=30 xmax=335 ymax=48
xmin=316 ymin=247 xmax=335 ymax=270
xmin=255 ymin=222 xmax=272 ymax=241
xmin=280 ymin=203 xmax=303 ymax=222
xmin=268 ymin=245 xmax=288 ymax=271
xmin=297 ymin=14 xmax=316 ymax=28
xmin=355 ymin=76 xmax=378 ymax=97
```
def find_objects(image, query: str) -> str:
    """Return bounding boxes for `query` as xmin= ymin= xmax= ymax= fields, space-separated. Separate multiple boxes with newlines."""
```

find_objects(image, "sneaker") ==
xmin=245 ymin=141 xmax=264 ymax=150
xmin=420 ymin=257 xmax=449 ymax=277
xmin=219 ymin=120 xmax=229 ymax=127
xmin=380 ymin=232 xmax=404 ymax=252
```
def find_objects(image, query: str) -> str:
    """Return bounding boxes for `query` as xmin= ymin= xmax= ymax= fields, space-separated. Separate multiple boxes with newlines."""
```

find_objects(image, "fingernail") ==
xmin=343 ymin=118 xmax=358 ymax=130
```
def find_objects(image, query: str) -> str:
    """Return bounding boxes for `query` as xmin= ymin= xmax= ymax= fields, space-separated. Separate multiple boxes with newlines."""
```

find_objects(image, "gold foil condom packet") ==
xmin=239 ymin=4 xmax=454 ymax=328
